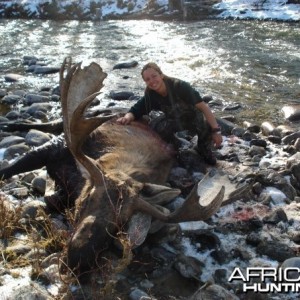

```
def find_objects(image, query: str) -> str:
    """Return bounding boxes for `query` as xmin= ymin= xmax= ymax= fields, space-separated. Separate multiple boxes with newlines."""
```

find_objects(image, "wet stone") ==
xmin=11 ymin=186 xmax=29 ymax=197
xmin=262 ymin=208 xmax=288 ymax=224
xmin=190 ymin=283 xmax=240 ymax=300
xmin=0 ymin=135 xmax=25 ymax=148
xmin=267 ymin=135 xmax=281 ymax=144
xmin=243 ymin=121 xmax=260 ymax=133
xmin=0 ymin=116 xmax=9 ymax=123
xmin=25 ymin=103 xmax=53 ymax=116
xmin=129 ymin=288 xmax=155 ymax=300
xmin=31 ymin=176 xmax=46 ymax=195
xmin=5 ymin=110 xmax=21 ymax=120
xmin=3 ymin=143 xmax=30 ymax=160
xmin=34 ymin=66 xmax=60 ymax=74
xmin=250 ymin=139 xmax=267 ymax=148
xmin=1 ymin=94 xmax=22 ymax=105
xmin=242 ymin=131 xmax=257 ymax=141
xmin=280 ymin=257 xmax=300 ymax=279
xmin=24 ymin=93 xmax=50 ymax=105
xmin=248 ymin=145 xmax=266 ymax=157
xmin=256 ymin=240 xmax=295 ymax=262
xmin=21 ymin=200 xmax=46 ymax=219
xmin=282 ymin=131 xmax=300 ymax=145
xmin=174 ymin=255 xmax=203 ymax=279
xmin=223 ymin=103 xmax=242 ymax=111
xmin=281 ymin=104 xmax=300 ymax=121
xmin=246 ymin=232 xmax=262 ymax=246
xmin=0 ymin=89 xmax=7 ymax=97
xmin=25 ymin=129 xmax=51 ymax=146
xmin=109 ymin=91 xmax=135 ymax=100
xmin=4 ymin=73 xmax=24 ymax=82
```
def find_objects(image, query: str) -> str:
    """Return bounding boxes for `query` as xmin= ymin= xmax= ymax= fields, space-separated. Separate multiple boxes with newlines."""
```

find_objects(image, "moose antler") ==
xmin=60 ymin=57 xmax=115 ymax=185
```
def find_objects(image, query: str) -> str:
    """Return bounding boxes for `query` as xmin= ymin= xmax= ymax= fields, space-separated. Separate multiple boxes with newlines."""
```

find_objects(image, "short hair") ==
xmin=141 ymin=62 xmax=163 ymax=78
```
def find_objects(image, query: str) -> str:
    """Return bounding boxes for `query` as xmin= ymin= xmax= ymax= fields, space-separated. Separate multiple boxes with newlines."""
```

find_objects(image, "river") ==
xmin=0 ymin=18 xmax=299 ymax=126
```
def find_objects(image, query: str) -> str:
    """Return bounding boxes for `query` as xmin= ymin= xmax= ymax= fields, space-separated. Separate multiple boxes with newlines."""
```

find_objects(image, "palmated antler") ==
xmin=59 ymin=57 xmax=115 ymax=185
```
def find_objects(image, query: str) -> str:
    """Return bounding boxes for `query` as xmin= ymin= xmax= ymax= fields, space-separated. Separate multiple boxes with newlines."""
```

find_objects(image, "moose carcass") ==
xmin=59 ymin=58 xmax=225 ymax=277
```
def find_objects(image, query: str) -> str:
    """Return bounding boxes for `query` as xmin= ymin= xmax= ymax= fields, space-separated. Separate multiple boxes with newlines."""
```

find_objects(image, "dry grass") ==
xmin=0 ymin=180 xmax=136 ymax=299
xmin=0 ymin=192 xmax=24 ymax=242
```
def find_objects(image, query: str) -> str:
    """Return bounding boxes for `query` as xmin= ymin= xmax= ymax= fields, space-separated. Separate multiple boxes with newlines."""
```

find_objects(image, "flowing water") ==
xmin=0 ymin=18 xmax=299 ymax=126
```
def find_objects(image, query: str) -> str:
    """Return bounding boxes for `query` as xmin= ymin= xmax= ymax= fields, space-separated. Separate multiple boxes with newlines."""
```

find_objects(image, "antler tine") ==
xmin=60 ymin=57 xmax=78 ymax=149
xmin=168 ymin=184 xmax=225 ymax=223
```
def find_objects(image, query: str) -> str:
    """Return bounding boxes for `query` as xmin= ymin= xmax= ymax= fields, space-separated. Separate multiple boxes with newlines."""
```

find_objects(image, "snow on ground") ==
xmin=213 ymin=0 xmax=300 ymax=21
xmin=0 ymin=0 xmax=299 ymax=20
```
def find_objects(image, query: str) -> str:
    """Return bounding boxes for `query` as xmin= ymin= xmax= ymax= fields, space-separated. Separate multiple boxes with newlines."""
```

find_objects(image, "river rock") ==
xmin=290 ymin=162 xmax=300 ymax=181
xmin=113 ymin=60 xmax=138 ymax=70
xmin=262 ymin=208 xmax=288 ymax=224
xmin=294 ymin=138 xmax=300 ymax=150
xmin=110 ymin=91 xmax=135 ymax=100
xmin=3 ymin=143 xmax=30 ymax=160
xmin=0 ymin=135 xmax=25 ymax=148
xmin=249 ymin=139 xmax=267 ymax=148
xmin=174 ymin=254 xmax=204 ymax=279
xmin=26 ymin=65 xmax=39 ymax=72
xmin=31 ymin=176 xmax=47 ymax=194
xmin=256 ymin=240 xmax=295 ymax=262
xmin=0 ymin=89 xmax=7 ymax=97
xmin=280 ymin=257 xmax=300 ymax=279
xmin=25 ymin=129 xmax=51 ymax=146
xmin=21 ymin=199 xmax=46 ymax=219
xmin=286 ymin=152 xmax=300 ymax=169
xmin=0 ymin=94 xmax=22 ymax=105
xmin=267 ymin=135 xmax=282 ymax=144
xmin=223 ymin=103 xmax=242 ymax=111
xmin=25 ymin=103 xmax=53 ymax=116
xmin=282 ymin=131 xmax=300 ymax=145
xmin=11 ymin=89 xmax=27 ymax=97
xmin=189 ymin=283 xmax=239 ymax=300
xmin=5 ymin=110 xmax=21 ymax=120
xmin=129 ymin=288 xmax=154 ymax=300
xmin=231 ymin=127 xmax=246 ymax=137
xmin=243 ymin=121 xmax=260 ymax=133
xmin=276 ymin=124 xmax=295 ymax=136
xmin=24 ymin=93 xmax=50 ymax=105
xmin=281 ymin=104 xmax=300 ymax=121
xmin=23 ymin=55 xmax=38 ymax=64
xmin=33 ymin=66 xmax=60 ymax=74
xmin=260 ymin=121 xmax=276 ymax=136
xmin=216 ymin=117 xmax=237 ymax=135
xmin=4 ymin=73 xmax=24 ymax=82
xmin=248 ymin=145 xmax=266 ymax=157
xmin=0 ymin=116 xmax=9 ymax=123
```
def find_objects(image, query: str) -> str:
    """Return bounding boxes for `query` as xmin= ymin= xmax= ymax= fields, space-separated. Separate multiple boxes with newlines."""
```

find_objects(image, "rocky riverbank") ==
xmin=0 ymin=56 xmax=300 ymax=299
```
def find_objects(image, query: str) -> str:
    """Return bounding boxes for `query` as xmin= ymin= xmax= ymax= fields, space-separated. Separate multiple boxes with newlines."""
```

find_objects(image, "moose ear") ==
xmin=124 ymin=212 xmax=152 ymax=249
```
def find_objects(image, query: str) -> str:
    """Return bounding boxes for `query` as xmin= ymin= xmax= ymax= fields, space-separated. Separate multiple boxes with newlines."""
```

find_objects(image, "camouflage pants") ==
xmin=149 ymin=112 xmax=212 ymax=149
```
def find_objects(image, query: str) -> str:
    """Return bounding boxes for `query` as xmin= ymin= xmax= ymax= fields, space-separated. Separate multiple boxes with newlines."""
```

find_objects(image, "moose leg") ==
xmin=0 ymin=135 xmax=82 ymax=211
xmin=0 ymin=135 xmax=66 ymax=180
